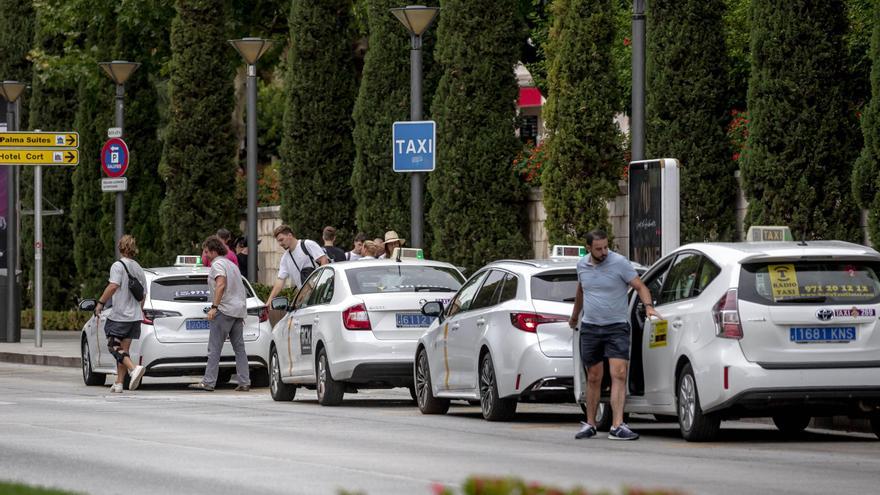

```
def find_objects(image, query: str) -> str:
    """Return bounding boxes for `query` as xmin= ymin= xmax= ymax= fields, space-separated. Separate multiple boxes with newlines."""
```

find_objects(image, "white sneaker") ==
xmin=129 ymin=365 xmax=146 ymax=391
xmin=110 ymin=383 xmax=123 ymax=393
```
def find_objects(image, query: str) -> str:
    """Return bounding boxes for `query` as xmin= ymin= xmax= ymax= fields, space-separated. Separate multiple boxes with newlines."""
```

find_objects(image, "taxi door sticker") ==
xmin=768 ymin=264 xmax=801 ymax=301
xmin=649 ymin=319 xmax=668 ymax=348
xmin=300 ymin=325 xmax=313 ymax=355
xmin=443 ymin=323 xmax=450 ymax=389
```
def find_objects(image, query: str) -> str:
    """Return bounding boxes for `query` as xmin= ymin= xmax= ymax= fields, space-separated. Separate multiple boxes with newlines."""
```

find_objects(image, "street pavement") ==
xmin=0 ymin=363 xmax=877 ymax=495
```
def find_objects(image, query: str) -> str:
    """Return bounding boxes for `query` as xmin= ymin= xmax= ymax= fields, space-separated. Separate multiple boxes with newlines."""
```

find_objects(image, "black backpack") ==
xmin=289 ymin=241 xmax=318 ymax=285
xmin=117 ymin=260 xmax=145 ymax=302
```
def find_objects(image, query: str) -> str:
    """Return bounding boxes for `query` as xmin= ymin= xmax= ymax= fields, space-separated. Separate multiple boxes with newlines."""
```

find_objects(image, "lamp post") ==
xmin=1 ymin=80 xmax=25 ymax=344
xmin=229 ymin=37 xmax=272 ymax=283
xmin=98 ymin=60 xmax=140 ymax=258
xmin=631 ymin=0 xmax=646 ymax=162
xmin=391 ymin=5 xmax=439 ymax=250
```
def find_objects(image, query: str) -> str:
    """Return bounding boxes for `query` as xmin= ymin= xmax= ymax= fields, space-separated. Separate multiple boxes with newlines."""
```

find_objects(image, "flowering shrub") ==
xmin=428 ymin=477 xmax=685 ymax=495
xmin=235 ymin=162 xmax=282 ymax=207
xmin=728 ymin=109 xmax=749 ymax=163
xmin=513 ymin=141 xmax=546 ymax=187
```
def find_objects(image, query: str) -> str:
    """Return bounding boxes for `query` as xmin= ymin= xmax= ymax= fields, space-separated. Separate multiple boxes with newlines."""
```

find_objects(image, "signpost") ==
xmin=0 ymin=149 xmax=78 ymax=166
xmin=0 ymin=132 xmax=78 ymax=148
xmin=392 ymin=121 xmax=436 ymax=172
xmin=101 ymin=138 xmax=129 ymax=178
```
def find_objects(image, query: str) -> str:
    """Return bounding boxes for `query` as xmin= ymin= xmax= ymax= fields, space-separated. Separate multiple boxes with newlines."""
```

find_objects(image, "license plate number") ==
xmin=185 ymin=319 xmax=211 ymax=331
xmin=789 ymin=327 xmax=856 ymax=343
xmin=396 ymin=313 xmax=434 ymax=328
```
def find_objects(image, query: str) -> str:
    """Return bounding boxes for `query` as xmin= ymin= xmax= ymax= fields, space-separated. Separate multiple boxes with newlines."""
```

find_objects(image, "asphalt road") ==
xmin=0 ymin=363 xmax=877 ymax=495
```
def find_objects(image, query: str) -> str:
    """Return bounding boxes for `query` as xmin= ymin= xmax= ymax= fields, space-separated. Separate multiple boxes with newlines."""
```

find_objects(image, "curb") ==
xmin=0 ymin=352 xmax=81 ymax=369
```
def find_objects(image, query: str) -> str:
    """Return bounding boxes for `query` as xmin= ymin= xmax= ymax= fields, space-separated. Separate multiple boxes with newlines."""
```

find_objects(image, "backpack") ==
xmin=289 ymin=241 xmax=318 ymax=285
xmin=117 ymin=260 xmax=145 ymax=302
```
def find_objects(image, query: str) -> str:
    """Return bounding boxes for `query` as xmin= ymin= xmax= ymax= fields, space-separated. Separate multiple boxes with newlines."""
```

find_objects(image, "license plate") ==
xmin=396 ymin=313 xmax=434 ymax=328
xmin=185 ymin=319 xmax=211 ymax=331
xmin=789 ymin=327 xmax=856 ymax=343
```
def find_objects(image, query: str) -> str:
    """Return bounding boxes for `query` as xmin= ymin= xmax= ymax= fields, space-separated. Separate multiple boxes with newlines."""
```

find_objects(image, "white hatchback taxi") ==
xmin=268 ymin=257 xmax=464 ymax=405
xmin=576 ymin=240 xmax=880 ymax=441
xmin=79 ymin=257 xmax=272 ymax=388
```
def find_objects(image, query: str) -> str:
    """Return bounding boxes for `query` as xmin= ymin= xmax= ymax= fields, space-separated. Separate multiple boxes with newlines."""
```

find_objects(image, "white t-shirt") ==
xmin=209 ymin=257 xmax=247 ymax=319
xmin=346 ymin=251 xmax=362 ymax=261
xmin=277 ymin=239 xmax=326 ymax=288
xmin=108 ymin=258 xmax=147 ymax=322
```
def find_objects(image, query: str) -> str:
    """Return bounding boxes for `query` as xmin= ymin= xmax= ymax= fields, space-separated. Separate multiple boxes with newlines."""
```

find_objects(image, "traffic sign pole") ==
xmin=34 ymin=164 xmax=42 ymax=347
xmin=5 ymin=99 xmax=19 ymax=344
xmin=410 ymin=35 xmax=424 ymax=249
xmin=115 ymin=83 xmax=125 ymax=258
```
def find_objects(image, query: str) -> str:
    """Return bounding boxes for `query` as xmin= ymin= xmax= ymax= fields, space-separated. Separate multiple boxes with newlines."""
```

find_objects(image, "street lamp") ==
xmin=99 ymin=60 xmax=140 ymax=258
xmin=1 ymin=80 xmax=26 ymax=344
xmin=229 ymin=37 xmax=272 ymax=283
xmin=391 ymin=5 xmax=439 ymax=250
xmin=631 ymin=0 xmax=646 ymax=162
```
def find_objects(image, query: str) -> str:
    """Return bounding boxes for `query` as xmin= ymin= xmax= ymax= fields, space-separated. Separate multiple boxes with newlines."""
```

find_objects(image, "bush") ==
xmin=344 ymin=476 xmax=686 ymax=495
xmin=20 ymin=310 xmax=91 ymax=331
xmin=251 ymin=283 xmax=297 ymax=303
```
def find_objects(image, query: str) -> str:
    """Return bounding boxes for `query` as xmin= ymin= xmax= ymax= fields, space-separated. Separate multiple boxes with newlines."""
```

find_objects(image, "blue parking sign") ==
xmin=392 ymin=120 xmax=436 ymax=172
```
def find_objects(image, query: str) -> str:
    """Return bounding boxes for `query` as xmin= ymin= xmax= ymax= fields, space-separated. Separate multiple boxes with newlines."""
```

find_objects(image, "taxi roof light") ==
xmin=392 ymin=247 xmax=425 ymax=261
xmin=550 ymin=245 xmax=586 ymax=259
xmin=745 ymin=226 xmax=793 ymax=242
xmin=175 ymin=255 xmax=203 ymax=267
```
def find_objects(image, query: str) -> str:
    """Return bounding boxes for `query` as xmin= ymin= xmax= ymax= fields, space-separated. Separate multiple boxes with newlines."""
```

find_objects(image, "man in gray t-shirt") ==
xmin=190 ymin=235 xmax=250 ymax=392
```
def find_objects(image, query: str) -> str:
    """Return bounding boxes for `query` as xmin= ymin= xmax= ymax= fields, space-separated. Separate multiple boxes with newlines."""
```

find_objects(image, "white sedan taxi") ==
xmin=268 ymin=255 xmax=464 ymax=405
xmin=79 ymin=256 xmax=272 ymax=388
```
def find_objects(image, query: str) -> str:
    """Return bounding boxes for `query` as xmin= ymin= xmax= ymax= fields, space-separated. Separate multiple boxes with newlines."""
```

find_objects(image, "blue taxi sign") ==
xmin=392 ymin=120 xmax=436 ymax=172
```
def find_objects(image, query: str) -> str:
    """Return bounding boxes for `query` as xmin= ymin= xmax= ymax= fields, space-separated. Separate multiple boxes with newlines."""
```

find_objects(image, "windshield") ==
xmin=345 ymin=265 xmax=464 ymax=295
xmin=531 ymin=271 xmax=578 ymax=302
xmin=150 ymin=276 xmax=255 ymax=302
xmin=739 ymin=261 xmax=880 ymax=305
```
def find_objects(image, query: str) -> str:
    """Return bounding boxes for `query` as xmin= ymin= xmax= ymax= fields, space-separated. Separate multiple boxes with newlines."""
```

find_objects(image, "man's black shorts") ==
xmin=579 ymin=322 xmax=631 ymax=367
xmin=104 ymin=319 xmax=141 ymax=340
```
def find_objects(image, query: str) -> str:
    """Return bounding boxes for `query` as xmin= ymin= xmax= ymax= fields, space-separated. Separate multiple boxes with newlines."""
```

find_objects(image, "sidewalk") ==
xmin=0 ymin=329 xmax=80 ymax=368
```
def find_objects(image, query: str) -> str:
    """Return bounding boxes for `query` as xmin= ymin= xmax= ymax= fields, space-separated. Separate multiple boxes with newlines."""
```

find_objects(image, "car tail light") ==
xmin=248 ymin=306 xmax=269 ymax=323
xmin=510 ymin=313 xmax=568 ymax=333
xmin=713 ymin=289 xmax=743 ymax=339
xmin=343 ymin=303 xmax=371 ymax=330
xmin=142 ymin=309 xmax=182 ymax=325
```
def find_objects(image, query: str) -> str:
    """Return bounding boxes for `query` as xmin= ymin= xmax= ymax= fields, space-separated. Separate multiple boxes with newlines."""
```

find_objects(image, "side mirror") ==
xmin=271 ymin=296 xmax=289 ymax=311
xmin=79 ymin=299 xmax=97 ymax=313
xmin=421 ymin=301 xmax=444 ymax=319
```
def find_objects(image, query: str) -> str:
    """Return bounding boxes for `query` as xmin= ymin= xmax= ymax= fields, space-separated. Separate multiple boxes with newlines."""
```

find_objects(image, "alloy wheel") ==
xmin=270 ymin=351 xmax=280 ymax=396
xmin=678 ymin=373 xmax=696 ymax=432
xmin=416 ymin=352 xmax=429 ymax=409
xmin=81 ymin=340 xmax=90 ymax=382
xmin=317 ymin=355 xmax=327 ymax=400
xmin=479 ymin=357 xmax=494 ymax=416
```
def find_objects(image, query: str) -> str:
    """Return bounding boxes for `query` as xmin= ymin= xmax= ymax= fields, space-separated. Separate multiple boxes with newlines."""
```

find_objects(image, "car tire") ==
xmin=251 ymin=367 xmax=270 ymax=388
xmin=479 ymin=353 xmax=517 ymax=421
xmin=217 ymin=369 xmax=234 ymax=385
xmin=81 ymin=338 xmax=106 ymax=386
xmin=269 ymin=348 xmax=296 ymax=402
xmin=414 ymin=349 xmax=449 ymax=415
xmin=579 ymin=402 xmax=613 ymax=431
xmin=870 ymin=414 xmax=880 ymax=440
xmin=772 ymin=414 xmax=811 ymax=436
xmin=316 ymin=348 xmax=344 ymax=406
xmin=677 ymin=363 xmax=720 ymax=442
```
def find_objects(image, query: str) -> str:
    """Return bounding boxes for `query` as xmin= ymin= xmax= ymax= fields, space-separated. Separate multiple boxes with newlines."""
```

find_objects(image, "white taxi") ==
xmin=576 ymin=240 xmax=880 ymax=441
xmin=267 ymin=255 xmax=464 ymax=405
xmin=78 ymin=257 xmax=272 ymax=388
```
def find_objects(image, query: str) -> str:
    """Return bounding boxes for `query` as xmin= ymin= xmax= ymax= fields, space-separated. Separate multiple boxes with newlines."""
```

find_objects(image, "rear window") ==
xmin=345 ymin=265 xmax=464 ymax=295
xmin=150 ymin=276 xmax=255 ymax=302
xmin=739 ymin=261 xmax=880 ymax=305
xmin=531 ymin=271 xmax=578 ymax=303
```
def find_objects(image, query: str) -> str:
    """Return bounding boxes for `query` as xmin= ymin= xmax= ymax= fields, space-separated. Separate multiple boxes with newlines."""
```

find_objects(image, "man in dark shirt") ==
xmin=321 ymin=226 xmax=347 ymax=263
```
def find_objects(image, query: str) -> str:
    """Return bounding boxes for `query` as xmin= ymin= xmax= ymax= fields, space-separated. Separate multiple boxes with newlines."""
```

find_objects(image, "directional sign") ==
xmin=0 ymin=149 xmax=79 ymax=166
xmin=101 ymin=177 xmax=128 ymax=192
xmin=101 ymin=138 xmax=129 ymax=178
xmin=0 ymin=132 xmax=78 ymax=148
xmin=392 ymin=120 xmax=436 ymax=172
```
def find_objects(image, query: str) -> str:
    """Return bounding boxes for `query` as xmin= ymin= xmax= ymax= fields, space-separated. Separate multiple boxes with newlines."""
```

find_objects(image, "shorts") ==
xmin=104 ymin=319 xmax=141 ymax=340
xmin=579 ymin=322 xmax=631 ymax=367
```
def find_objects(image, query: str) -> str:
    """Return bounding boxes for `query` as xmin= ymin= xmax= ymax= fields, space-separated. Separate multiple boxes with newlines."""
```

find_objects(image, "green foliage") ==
xmin=742 ymin=0 xmax=861 ymax=241
xmin=427 ymin=0 xmax=530 ymax=270
xmin=20 ymin=309 xmax=91 ymax=331
xmin=647 ymin=0 xmax=736 ymax=243
xmin=280 ymin=0 xmax=358 ymax=245
xmin=0 ymin=0 xmax=34 ymax=123
xmin=257 ymin=77 xmax=285 ymax=165
xmin=725 ymin=0 xmax=751 ymax=110
xmin=0 ymin=481 xmax=80 ymax=495
xmin=250 ymin=282 xmax=296 ymax=303
xmin=160 ymin=0 xmax=238 ymax=256
xmin=512 ymin=141 xmax=546 ymax=187
xmin=542 ymin=0 xmax=622 ymax=246
xmin=426 ymin=477 xmax=685 ymax=495
xmin=853 ymin=1 xmax=880 ymax=242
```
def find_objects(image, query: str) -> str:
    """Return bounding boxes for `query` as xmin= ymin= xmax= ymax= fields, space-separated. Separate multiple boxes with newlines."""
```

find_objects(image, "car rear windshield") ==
xmin=150 ymin=276 xmax=255 ymax=302
xmin=739 ymin=261 xmax=880 ymax=305
xmin=531 ymin=271 xmax=578 ymax=302
xmin=345 ymin=265 xmax=464 ymax=295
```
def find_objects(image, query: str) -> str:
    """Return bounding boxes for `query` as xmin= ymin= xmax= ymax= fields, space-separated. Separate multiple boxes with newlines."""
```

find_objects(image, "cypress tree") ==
xmin=0 ymin=0 xmax=34 ymax=124
xmin=280 ymin=0 xmax=358 ymax=243
xmin=427 ymin=0 xmax=530 ymax=270
xmin=852 ymin=1 xmax=880 ymax=243
xmin=646 ymin=0 xmax=735 ymax=242
xmin=160 ymin=0 xmax=237 ymax=256
xmin=741 ymin=0 xmax=860 ymax=241
xmin=542 ymin=0 xmax=622 ymax=245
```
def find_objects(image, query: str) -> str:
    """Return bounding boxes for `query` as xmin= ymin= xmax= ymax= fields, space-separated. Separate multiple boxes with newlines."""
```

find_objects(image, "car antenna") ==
xmin=797 ymin=227 xmax=808 ymax=246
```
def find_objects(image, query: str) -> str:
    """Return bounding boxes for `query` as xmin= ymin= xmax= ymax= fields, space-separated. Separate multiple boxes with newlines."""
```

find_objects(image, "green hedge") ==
xmin=251 ymin=283 xmax=297 ymax=304
xmin=20 ymin=310 xmax=91 ymax=331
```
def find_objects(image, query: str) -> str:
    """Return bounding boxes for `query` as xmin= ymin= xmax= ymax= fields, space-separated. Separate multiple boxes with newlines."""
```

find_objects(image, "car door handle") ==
xmin=672 ymin=320 xmax=683 ymax=329
xmin=313 ymin=317 xmax=320 ymax=323
xmin=451 ymin=323 xmax=460 ymax=331
xmin=476 ymin=318 xmax=486 ymax=327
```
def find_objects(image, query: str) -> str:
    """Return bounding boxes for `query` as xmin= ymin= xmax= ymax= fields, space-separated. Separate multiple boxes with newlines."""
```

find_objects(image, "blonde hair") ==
xmin=118 ymin=235 xmax=138 ymax=258
xmin=363 ymin=240 xmax=382 ymax=257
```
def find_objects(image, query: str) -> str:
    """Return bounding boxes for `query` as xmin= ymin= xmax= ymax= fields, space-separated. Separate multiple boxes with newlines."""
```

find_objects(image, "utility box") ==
xmin=0 ymin=269 xmax=22 ymax=343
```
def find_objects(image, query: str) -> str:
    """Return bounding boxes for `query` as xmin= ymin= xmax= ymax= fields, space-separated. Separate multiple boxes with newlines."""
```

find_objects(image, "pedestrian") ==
xmin=189 ymin=236 xmax=251 ymax=392
xmin=346 ymin=232 xmax=367 ymax=261
xmin=382 ymin=230 xmax=405 ymax=260
xmin=94 ymin=234 xmax=147 ymax=393
xmin=359 ymin=240 xmax=382 ymax=260
xmin=266 ymin=225 xmax=330 ymax=302
xmin=201 ymin=228 xmax=240 ymax=268
xmin=567 ymin=229 xmax=660 ymax=440
xmin=321 ymin=226 xmax=347 ymax=263
xmin=234 ymin=236 xmax=259 ymax=280
xmin=373 ymin=237 xmax=385 ymax=258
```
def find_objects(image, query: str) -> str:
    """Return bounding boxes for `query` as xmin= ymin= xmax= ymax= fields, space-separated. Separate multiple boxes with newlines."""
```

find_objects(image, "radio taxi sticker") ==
xmin=649 ymin=320 xmax=668 ymax=348
xmin=834 ymin=307 xmax=876 ymax=317
xmin=767 ymin=264 xmax=800 ymax=301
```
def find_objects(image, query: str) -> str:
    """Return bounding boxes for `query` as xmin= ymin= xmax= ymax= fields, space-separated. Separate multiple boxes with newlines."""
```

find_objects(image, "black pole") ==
xmin=410 ymin=33 xmax=424 ymax=249
xmin=246 ymin=64 xmax=258 ymax=282
xmin=631 ymin=0 xmax=646 ymax=162
xmin=5 ymin=99 xmax=18 ymax=342
xmin=114 ymin=83 xmax=125 ymax=258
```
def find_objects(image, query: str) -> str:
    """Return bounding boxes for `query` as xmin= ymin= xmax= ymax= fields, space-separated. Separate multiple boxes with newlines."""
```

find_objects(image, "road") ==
xmin=0 ymin=363 xmax=877 ymax=495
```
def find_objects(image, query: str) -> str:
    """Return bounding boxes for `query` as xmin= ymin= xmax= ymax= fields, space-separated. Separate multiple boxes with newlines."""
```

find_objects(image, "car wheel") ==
xmin=772 ymin=414 xmax=811 ymax=436
xmin=81 ymin=338 xmax=106 ymax=386
xmin=579 ymin=401 xmax=613 ymax=431
xmin=269 ymin=348 xmax=296 ymax=402
xmin=870 ymin=414 xmax=880 ymax=440
xmin=251 ymin=367 xmax=270 ymax=388
xmin=479 ymin=353 xmax=517 ymax=421
xmin=316 ymin=348 xmax=344 ymax=406
xmin=677 ymin=363 xmax=720 ymax=442
xmin=415 ymin=349 xmax=449 ymax=415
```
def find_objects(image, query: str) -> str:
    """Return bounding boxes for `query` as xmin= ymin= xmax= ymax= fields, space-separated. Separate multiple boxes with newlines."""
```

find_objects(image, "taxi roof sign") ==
xmin=746 ymin=226 xmax=793 ymax=242
xmin=550 ymin=245 xmax=586 ymax=259
xmin=174 ymin=255 xmax=203 ymax=267
xmin=392 ymin=247 xmax=425 ymax=261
